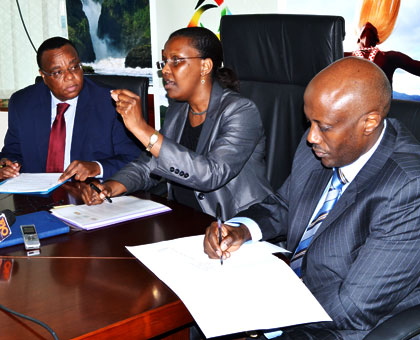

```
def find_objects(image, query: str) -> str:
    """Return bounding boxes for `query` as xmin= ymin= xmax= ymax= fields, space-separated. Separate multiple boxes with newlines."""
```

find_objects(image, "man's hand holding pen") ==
xmin=0 ymin=159 xmax=21 ymax=180
xmin=204 ymin=221 xmax=252 ymax=261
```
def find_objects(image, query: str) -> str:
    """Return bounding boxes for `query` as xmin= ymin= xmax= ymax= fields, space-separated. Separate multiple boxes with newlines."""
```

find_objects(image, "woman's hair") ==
xmin=358 ymin=0 xmax=400 ymax=44
xmin=168 ymin=27 xmax=239 ymax=92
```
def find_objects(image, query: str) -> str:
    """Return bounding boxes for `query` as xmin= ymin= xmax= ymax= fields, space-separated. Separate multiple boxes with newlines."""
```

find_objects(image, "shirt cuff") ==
xmin=94 ymin=161 xmax=104 ymax=178
xmin=225 ymin=217 xmax=262 ymax=242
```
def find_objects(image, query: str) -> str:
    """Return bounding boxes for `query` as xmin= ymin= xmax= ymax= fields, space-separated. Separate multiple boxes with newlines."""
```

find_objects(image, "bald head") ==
xmin=304 ymin=57 xmax=391 ymax=168
xmin=306 ymin=57 xmax=391 ymax=119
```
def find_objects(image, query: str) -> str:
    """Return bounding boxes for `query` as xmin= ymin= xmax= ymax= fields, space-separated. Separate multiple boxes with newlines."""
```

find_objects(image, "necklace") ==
xmin=189 ymin=106 xmax=207 ymax=115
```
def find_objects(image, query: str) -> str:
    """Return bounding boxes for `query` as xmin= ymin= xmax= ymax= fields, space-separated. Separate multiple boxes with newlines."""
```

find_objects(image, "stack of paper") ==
xmin=0 ymin=173 xmax=64 ymax=194
xmin=127 ymin=235 xmax=331 ymax=338
xmin=51 ymin=196 xmax=171 ymax=230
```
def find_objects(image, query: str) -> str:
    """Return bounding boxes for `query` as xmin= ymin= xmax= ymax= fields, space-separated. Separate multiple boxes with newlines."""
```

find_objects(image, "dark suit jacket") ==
xmin=239 ymin=118 xmax=420 ymax=339
xmin=111 ymin=81 xmax=273 ymax=219
xmin=1 ymin=77 xmax=140 ymax=179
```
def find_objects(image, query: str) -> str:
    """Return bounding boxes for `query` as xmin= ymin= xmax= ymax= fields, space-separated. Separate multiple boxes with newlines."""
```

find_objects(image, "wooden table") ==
xmin=0 ymin=184 xmax=214 ymax=339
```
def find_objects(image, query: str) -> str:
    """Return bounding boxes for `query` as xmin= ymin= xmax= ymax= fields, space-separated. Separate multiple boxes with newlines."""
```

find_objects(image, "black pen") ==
xmin=0 ymin=160 xmax=18 ymax=168
xmin=216 ymin=203 xmax=223 ymax=265
xmin=89 ymin=183 xmax=112 ymax=203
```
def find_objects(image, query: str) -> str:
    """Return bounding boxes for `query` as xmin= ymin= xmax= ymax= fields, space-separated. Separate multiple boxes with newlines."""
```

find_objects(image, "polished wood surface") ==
xmin=0 ymin=183 xmax=214 ymax=339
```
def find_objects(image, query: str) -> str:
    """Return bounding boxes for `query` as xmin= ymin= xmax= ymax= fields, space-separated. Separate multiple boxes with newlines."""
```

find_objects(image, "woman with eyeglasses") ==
xmin=83 ymin=26 xmax=272 ymax=220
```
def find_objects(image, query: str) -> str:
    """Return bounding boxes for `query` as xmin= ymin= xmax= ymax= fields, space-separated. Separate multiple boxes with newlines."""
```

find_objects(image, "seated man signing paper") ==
xmin=204 ymin=57 xmax=420 ymax=339
xmin=0 ymin=37 xmax=140 ymax=181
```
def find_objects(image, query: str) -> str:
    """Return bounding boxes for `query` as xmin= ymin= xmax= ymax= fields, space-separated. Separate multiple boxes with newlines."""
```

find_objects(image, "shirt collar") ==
xmin=50 ymin=92 xmax=78 ymax=107
xmin=339 ymin=119 xmax=387 ymax=184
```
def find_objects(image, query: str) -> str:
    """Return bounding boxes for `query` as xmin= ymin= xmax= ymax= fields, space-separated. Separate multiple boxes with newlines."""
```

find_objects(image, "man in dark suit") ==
xmin=204 ymin=57 xmax=420 ymax=339
xmin=0 ymin=37 xmax=140 ymax=181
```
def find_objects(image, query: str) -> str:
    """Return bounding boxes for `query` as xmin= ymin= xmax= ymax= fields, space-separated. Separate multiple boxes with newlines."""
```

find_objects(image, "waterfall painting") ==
xmin=66 ymin=0 xmax=152 ymax=83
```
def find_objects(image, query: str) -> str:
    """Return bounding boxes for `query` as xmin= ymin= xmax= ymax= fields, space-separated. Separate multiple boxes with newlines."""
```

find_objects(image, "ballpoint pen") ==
xmin=216 ymin=203 xmax=223 ymax=265
xmin=89 ymin=183 xmax=112 ymax=203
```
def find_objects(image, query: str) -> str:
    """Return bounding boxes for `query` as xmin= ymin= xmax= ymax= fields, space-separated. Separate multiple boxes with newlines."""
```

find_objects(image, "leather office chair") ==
xmin=35 ymin=74 xmax=149 ymax=123
xmin=363 ymin=304 xmax=420 ymax=340
xmin=85 ymin=74 xmax=149 ymax=123
xmin=388 ymin=99 xmax=420 ymax=141
xmin=363 ymin=98 xmax=420 ymax=340
xmin=220 ymin=14 xmax=345 ymax=191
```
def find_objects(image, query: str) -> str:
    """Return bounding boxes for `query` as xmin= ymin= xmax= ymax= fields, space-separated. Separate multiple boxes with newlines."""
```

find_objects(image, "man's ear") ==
xmin=364 ymin=111 xmax=382 ymax=135
xmin=39 ymin=70 xmax=46 ymax=84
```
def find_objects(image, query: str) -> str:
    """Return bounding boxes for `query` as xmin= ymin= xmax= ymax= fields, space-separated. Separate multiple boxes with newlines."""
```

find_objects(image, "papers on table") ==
xmin=127 ymin=235 xmax=331 ymax=339
xmin=0 ymin=173 xmax=64 ymax=194
xmin=51 ymin=195 xmax=171 ymax=230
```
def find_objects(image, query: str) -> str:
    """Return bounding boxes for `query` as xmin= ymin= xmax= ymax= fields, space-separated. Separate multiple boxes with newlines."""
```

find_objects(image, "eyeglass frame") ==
xmin=156 ymin=56 xmax=203 ymax=69
xmin=40 ymin=62 xmax=83 ymax=80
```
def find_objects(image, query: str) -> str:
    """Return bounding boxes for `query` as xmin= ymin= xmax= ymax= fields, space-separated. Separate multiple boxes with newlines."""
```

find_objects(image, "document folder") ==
xmin=0 ymin=211 xmax=70 ymax=248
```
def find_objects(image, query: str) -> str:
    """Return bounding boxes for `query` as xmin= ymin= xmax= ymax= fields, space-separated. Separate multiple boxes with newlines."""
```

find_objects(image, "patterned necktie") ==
xmin=290 ymin=168 xmax=348 ymax=278
xmin=46 ymin=103 xmax=69 ymax=172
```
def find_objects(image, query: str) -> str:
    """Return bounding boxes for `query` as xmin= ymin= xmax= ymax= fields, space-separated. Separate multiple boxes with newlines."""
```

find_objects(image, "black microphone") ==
xmin=0 ymin=209 xmax=16 ymax=226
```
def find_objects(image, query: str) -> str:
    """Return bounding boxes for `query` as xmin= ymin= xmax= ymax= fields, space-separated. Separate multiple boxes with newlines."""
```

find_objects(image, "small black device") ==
xmin=20 ymin=224 xmax=40 ymax=250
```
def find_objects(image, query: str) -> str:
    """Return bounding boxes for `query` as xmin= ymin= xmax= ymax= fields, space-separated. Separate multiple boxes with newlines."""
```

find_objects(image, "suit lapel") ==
xmin=310 ymin=121 xmax=397 ymax=244
xmin=35 ymin=84 xmax=53 ymax=171
xmin=196 ymin=81 xmax=223 ymax=154
xmin=70 ymin=79 xmax=90 ymax=161
xmin=162 ymin=100 xmax=189 ymax=143
xmin=289 ymin=167 xmax=331 ymax=251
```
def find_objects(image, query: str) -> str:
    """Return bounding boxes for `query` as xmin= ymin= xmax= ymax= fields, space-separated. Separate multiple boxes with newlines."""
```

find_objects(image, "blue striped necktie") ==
xmin=290 ymin=168 xmax=348 ymax=278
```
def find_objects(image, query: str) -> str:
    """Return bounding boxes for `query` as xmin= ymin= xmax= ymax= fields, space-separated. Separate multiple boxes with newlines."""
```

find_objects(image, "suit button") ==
xmin=198 ymin=192 xmax=205 ymax=200
xmin=170 ymin=167 xmax=174 ymax=172
xmin=179 ymin=171 xmax=184 ymax=176
xmin=175 ymin=169 xmax=179 ymax=174
xmin=184 ymin=173 xmax=189 ymax=178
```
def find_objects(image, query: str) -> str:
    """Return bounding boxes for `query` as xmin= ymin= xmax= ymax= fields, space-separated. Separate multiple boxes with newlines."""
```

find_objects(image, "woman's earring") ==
xmin=201 ymin=78 xmax=205 ymax=85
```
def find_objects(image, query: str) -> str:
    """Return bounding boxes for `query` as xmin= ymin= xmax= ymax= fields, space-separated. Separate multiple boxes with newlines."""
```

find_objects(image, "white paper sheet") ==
xmin=51 ymin=195 xmax=171 ymax=230
xmin=127 ymin=235 xmax=331 ymax=338
xmin=0 ymin=173 xmax=63 ymax=194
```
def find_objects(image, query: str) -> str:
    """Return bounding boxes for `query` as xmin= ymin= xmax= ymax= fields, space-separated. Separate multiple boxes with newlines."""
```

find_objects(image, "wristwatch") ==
xmin=146 ymin=130 xmax=159 ymax=152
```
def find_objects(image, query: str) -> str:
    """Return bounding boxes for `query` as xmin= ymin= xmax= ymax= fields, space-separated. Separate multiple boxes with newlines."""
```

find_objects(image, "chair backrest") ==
xmin=35 ymin=74 xmax=149 ymax=123
xmin=221 ymin=14 xmax=345 ymax=190
xmin=84 ymin=74 xmax=149 ymax=123
xmin=388 ymin=99 xmax=420 ymax=142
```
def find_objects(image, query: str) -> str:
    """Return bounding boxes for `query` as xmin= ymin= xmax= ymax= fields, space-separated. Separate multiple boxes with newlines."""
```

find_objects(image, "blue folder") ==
xmin=0 ymin=211 xmax=70 ymax=248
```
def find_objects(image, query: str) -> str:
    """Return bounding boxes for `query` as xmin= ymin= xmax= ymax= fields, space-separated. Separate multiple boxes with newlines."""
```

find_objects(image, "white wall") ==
xmin=0 ymin=0 xmax=67 ymax=99
xmin=0 ymin=111 xmax=8 ymax=150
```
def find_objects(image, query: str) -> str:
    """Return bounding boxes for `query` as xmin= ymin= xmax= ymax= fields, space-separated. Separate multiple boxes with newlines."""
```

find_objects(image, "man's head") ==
xmin=37 ymin=37 xmax=84 ymax=101
xmin=304 ymin=57 xmax=391 ymax=168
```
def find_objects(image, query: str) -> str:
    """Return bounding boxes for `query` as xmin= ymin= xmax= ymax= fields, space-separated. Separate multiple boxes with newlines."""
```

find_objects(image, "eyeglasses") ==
xmin=156 ymin=56 xmax=202 ymax=69
xmin=41 ymin=63 xmax=82 ymax=79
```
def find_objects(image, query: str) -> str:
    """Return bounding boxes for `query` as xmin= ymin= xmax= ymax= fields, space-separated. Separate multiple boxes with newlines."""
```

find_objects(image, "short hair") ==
xmin=37 ymin=36 xmax=79 ymax=69
xmin=168 ymin=27 xmax=239 ymax=91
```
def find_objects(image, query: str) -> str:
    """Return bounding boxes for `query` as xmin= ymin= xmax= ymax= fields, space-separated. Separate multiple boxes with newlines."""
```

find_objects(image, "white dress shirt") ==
xmin=50 ymin=92 xmax=103 ymax=177
xmin=227 ymin=120 xmax=388 ymax=241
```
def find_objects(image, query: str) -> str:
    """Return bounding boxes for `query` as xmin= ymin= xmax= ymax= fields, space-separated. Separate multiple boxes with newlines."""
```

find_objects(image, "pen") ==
xmin=0 ymin=160 xmax=18 ymax=168
xmin=89 ymin=183 xmax=112 ymax=203
xmin=216 ymin=203 xmax=223 ymax=265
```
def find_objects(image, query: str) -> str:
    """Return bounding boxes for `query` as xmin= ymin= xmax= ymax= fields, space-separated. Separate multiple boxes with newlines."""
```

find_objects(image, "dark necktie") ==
xmin=46 ymin=103 xmax=69 ymax=172
xmin=290 ymin=168 xmax=348 ymax=278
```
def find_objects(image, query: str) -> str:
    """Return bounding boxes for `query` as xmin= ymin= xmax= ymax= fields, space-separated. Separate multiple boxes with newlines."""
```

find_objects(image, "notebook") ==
xmin=0 ymin=211 xmax=70 ymax=248
xmin=51 ymin=196 xmax=171 ymax=230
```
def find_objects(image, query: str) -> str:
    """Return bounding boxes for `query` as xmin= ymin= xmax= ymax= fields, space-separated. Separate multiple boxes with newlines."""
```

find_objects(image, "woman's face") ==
xmin=161 ymin=36 xmax=204 ymax=101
